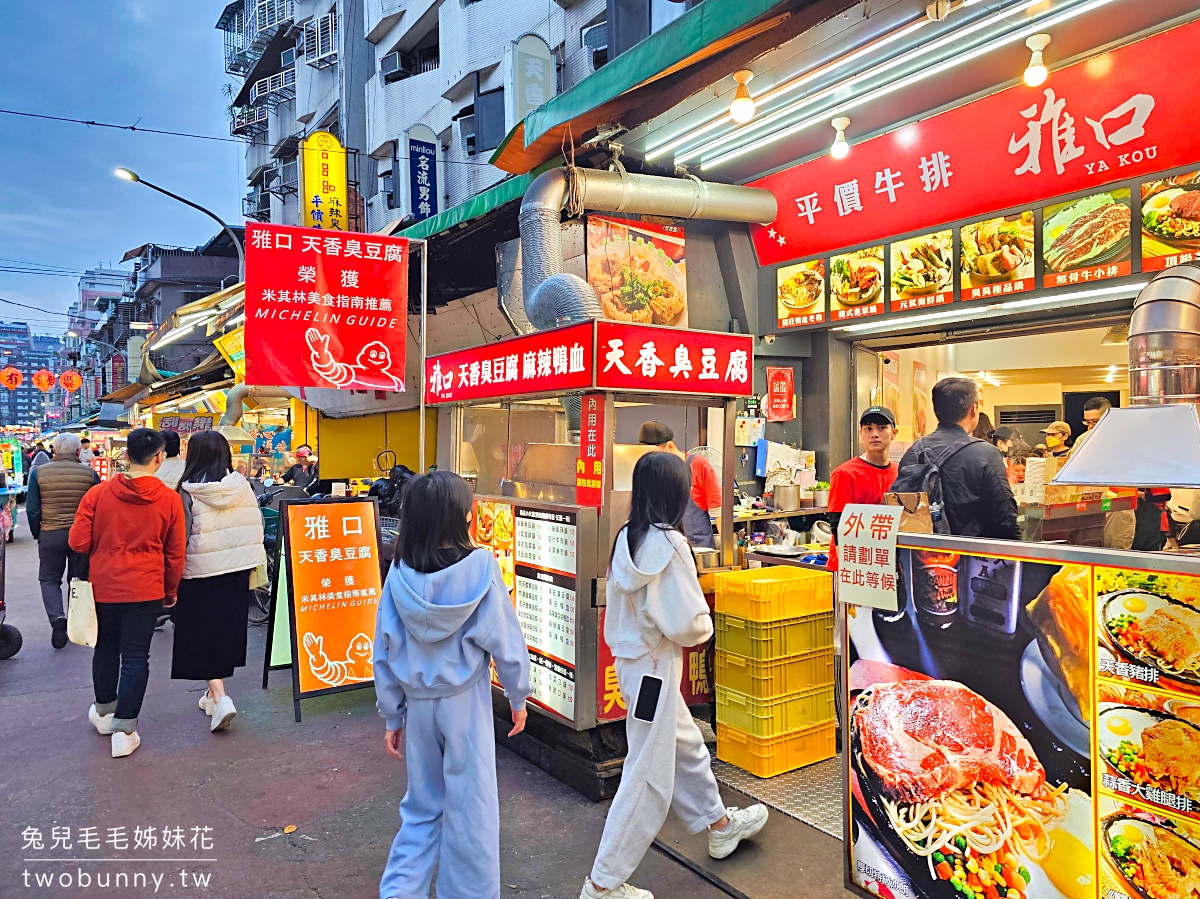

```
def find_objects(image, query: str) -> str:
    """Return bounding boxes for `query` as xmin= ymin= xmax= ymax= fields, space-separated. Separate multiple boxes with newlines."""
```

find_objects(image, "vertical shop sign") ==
xmin=282 ymin=498 xmax=383 ymax=720
xmin=507 ymin=34 xmax=556 ymax=131
xmin=576 ymin=392 xmax=605 ymax=508
xmin=244 ymin=222 xmax=409 ymax=391
xmin=764 ymin=366 xmax=795 ymax=422
xmin=301 ymin=131 xmax=348 ymax=231
xmin=406 ymin=125 xmax=439 ymax=221
xmin=90 ymin=456 xmax=111 ymax=481
xmin=835 ymin=504 xmax=902 ymax=611
xmin=214 ymin=326 xmax=246 ymax=381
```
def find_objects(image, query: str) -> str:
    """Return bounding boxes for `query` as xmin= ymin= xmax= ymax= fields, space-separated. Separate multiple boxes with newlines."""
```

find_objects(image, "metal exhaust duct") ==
xmin=1129 ymin=264 xmax=1200 ymax=406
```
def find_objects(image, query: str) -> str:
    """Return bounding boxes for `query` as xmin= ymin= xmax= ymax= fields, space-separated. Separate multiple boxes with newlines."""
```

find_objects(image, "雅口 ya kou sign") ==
xmin=244 ymin=223 xmax=409 ymax=391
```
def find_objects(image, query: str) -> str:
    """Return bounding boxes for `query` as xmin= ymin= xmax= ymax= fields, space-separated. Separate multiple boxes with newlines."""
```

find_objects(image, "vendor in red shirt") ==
xmin=827 ymin=406 xmax=898 ymax=572
xmin=638 ymin=421 xmax=720 ymax=548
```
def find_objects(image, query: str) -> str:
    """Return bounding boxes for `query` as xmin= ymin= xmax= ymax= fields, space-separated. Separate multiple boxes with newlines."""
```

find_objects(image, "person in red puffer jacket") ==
xmin=69 ymin=428 xmax=186 ymax=759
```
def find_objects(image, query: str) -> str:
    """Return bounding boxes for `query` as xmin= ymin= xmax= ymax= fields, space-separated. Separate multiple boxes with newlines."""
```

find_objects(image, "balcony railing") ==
xmin=243 ymin=191 xmax=271 ymax=221
xmin=230 ymin=105 xmax=269 ymax=137
xmin=248 ymin=66 xmax=296 ymax=108
xmin=263 ymin=159 xmax=299 ymax=196
xmin=219 ymin=1 xmax=295 ymax=75
xmin=303 ymin=10 xmax=338 ymax=69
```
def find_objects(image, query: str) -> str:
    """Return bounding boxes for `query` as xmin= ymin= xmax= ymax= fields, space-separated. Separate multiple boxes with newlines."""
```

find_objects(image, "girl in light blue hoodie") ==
xmin=373 ymin=471 xmax=532 ymax=899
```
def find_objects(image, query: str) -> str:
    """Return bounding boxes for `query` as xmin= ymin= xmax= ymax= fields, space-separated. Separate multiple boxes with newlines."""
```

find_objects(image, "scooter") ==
xmin=0 ymin=541 xmax=20 ymax=659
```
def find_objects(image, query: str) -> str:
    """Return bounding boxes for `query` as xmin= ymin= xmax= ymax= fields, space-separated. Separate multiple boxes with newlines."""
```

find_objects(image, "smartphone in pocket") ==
xmin=633 ymin=675 xmax=664 ymax=722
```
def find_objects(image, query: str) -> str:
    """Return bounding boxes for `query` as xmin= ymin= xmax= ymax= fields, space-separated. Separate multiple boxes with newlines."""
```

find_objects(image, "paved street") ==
xmin=1 ymin=514 xmax=726 ymax=898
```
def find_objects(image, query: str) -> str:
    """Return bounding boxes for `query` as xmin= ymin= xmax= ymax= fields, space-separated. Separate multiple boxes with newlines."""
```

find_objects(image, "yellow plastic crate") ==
xmin=716 ymin=720 xmax=837 ymax=778
xmin=716 ymin=683 xmax=836 ymax=737
xmin=715 ymin=648 xmax=835 ymax=698
xmin=715 ymin=566 xmax=833 ymax=621
xmin=715 ymin=611 xmax=833 ymax=660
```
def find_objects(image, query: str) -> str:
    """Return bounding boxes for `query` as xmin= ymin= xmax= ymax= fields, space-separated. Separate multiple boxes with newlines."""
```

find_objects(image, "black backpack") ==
xmin=891 ymin=436 xmax=981 ymax=534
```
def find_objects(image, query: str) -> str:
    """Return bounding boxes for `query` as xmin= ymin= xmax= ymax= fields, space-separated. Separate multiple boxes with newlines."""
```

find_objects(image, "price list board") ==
xmin=513 ymin=506 xmax=578 ymax=722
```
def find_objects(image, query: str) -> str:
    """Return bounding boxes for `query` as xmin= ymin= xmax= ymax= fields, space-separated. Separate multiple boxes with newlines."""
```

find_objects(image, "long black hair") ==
xmin=394 ymin=471 xmax=477 ymax=573
xmin=616 ymin=451 xmax=692 ymax=565
xmin=178 ymin=430 xmax=232 ymax=486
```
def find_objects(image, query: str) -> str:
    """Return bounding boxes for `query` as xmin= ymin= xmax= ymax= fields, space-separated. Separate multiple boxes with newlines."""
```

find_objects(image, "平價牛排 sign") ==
xmin=244 ymin=223 xmax=409 ymax=391
xmin=750 ymin=18 xmax=1200 ymax=267
xmin=424 ymin=321 xmax=755 ymax=403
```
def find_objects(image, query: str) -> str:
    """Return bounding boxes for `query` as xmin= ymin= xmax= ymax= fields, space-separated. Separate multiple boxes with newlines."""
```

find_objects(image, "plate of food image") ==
xmin=893 ymin=236 xmax=953 ymax=296
xmin=1043 ymin=193 xmax=1131 ymax=273
xmin=494 ymin=548 xmax=515 ymax=592
xmin=588 ymin=235 xmax=687 ymax=326
xmin=1142 ymin=187 xmax=1200 ymax=251
xmin=475 ymin=501 xmax=495 ymax=544
xmin=961 ymin=217 xmax=1034 ymax=285
xmin=493 ymin=504 xmax=514 ymax=546
xmin=1103 ymin=813 xmax=1200 ymax=899
xmin=1098 ymin=706 xmax=1200 ymax=806
xmin=832 ymin=253 xmax=882 ymax=307
xmin=1104 ymin=590 xmax=1200 ymax=686
xmin=778 ymin=264 xmax=825 ymax=313
xmin=851 ymin=679 xmax=1090 ymax=899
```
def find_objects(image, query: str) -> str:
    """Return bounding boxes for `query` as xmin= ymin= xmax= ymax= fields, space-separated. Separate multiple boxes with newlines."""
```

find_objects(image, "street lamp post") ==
xmin=114 ymin=168 xmax=245 ymax=282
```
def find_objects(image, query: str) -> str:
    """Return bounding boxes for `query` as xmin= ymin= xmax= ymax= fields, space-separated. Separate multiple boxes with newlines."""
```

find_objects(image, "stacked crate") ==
xmin=713 ymin=566 xmax=836 ymax=778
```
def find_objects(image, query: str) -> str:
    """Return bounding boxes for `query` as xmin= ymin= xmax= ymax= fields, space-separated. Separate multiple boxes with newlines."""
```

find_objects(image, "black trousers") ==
xmin=93 ymin=600 xmax=163 ymax=729
xmin=37 ymin=529 xmax=87 ymax=623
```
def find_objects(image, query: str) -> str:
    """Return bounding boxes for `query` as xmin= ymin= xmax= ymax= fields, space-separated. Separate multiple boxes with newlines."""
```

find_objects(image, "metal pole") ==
xmin=418 ymin=239 xmax=428 ymax=473
xmin=136 ymin=177 xmax=245 ymax=282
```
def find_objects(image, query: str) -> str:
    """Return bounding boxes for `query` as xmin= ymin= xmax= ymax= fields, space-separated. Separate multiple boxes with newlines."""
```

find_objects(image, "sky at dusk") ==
xmin=0 ymin=2 xmax=244 ymax=335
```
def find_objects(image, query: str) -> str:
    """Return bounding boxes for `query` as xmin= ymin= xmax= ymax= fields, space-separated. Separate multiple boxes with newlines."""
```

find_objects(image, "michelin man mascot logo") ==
xmin=302 ymin=632 xmax=374 ymax=687
xmin=305 ymin=327 xmax=404 ymax=391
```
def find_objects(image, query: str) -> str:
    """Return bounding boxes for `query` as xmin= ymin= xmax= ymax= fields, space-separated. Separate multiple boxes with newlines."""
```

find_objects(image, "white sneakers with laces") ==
xmin=111 ymin=731 xmax=141 ymax=758
xmin=210 ymin=695 xmax=237 ymax=732
xmin=199 ymin=693 xmax=216 ymax=715
xmin=579 ymin=880 xmax=653 ymax=899
xmin=88 ymin=703 xmax=115 ymax=735
xmin=707 ymin=804 xmax=769 ymax=859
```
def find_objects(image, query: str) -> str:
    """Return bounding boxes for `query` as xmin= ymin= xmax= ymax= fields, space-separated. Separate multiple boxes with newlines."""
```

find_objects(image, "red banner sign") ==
xmin=575 ymin=393 xmax=605 ymax=508
xmin=425 ymin=322 xmax=594 ymax=404
xmin=750 ymin=19 xmax=1200 ymax=267
xmin=244 ymin=223 xmax=409 ymax=390
xmin=765 ymin=366 xmax=795 ymax=421
xmin=594 ymin=321 xmax=753 ymax=396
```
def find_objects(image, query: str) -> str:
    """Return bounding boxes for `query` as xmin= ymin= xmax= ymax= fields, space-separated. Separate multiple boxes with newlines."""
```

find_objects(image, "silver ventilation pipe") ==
xmin=220 ymin=384 xmax=294 ymax=426
xmin=1129 ymin=264 xmax=1200 ymax=406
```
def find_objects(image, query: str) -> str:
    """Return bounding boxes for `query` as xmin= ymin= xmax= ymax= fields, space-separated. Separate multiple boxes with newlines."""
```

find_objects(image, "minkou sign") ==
xmin=424 ymin=321 xmax=754 ymax=403
xmin=748 ymin=18 xmax=1200 ymax=267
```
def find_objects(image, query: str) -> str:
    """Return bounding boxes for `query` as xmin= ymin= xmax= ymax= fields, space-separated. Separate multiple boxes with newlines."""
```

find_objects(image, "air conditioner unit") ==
xmin=458 ymin=114 xmax=476 ymax=155
xmin=582 ymin=22 xmax=608 ymax=70
xmin=381 ymin=50 xmax=415 ymax=82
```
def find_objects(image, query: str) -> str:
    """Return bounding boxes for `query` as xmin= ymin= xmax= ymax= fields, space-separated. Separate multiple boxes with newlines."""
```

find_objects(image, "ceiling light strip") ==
xmin=700 ymin=0 xmax=1120 ymax=170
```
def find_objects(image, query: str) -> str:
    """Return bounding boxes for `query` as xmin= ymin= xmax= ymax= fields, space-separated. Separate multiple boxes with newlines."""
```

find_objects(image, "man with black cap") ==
xmin=827 ymin=406 xmax=898 ymax=574
xmin=638 ymin=421 xmax=719 ymax=549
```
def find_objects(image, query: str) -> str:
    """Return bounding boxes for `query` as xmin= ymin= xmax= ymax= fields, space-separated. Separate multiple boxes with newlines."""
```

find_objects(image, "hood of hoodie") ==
xmin=183 ymin=471 xmax=255 ymax=510
xmin=388 ymin=548 xmax=494 ymax=643
xmin=109 ymin=473 xmax=171 ymax=505
xmin=610 ymin=525 xmax=683 ymax=594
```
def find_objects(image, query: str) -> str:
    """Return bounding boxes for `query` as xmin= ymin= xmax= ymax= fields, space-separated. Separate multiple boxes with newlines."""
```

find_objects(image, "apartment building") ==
xmin=65 ymin=268 xmax=129 ymax=419
xmin=0 ymin=323 xmax=62 ymax=429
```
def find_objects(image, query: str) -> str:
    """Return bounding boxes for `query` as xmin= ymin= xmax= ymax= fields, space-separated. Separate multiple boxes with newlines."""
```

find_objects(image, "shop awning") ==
xmin=491 ymin=0 xmax=847 ymax=174
xmin=141 ymin=282 xmax=245 ymax=384
xmin=98 ymin=381 xmax=148 ymax=407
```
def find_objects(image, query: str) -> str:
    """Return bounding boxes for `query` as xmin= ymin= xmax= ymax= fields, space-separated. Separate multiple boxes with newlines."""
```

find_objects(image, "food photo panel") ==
xmin=889 ymin=230 xmax=953 ymax=312
xmin=1042 ymin=189 xmax=1132 ymax=289
xmin=960 ymin=213 xmax=1035 ymax=301
xmin=585 ymin=214 xmax=688 ymax=327
xmin=776 ymin=259 xmax=827 ymax=328
xmin=829 ymin=246 xmax=884 ymax=322
xmin=847 ymin=549 xmax=1095 ymax=899
xmin=1141 ymin=171 xmax=1200 ymax=271
xmin=1097 ymin=794 xmax=1200 ymax=899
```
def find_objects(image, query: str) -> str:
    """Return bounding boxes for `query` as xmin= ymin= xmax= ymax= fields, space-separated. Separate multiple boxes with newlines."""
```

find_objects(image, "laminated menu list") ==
xmin=514 ymin=507 xmax=578 ymax=721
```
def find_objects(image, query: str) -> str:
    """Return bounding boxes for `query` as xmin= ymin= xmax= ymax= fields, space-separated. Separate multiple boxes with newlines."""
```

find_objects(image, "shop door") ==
xmin=852 ymin=346 xmax=881 ymax=441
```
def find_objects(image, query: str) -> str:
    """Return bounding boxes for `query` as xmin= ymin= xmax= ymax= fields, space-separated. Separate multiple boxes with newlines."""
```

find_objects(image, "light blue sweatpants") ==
xmin=379 ymin=674 xmax=500 ymax=899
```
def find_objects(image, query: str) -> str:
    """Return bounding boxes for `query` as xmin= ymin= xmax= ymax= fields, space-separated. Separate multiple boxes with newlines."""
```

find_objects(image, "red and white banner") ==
xmin=575 ymin=393 xmax=605 ymax=508
xmin=594 ymin=322 xmax=753 ymax=396
xmin=749 ymin=18 xmax=1200 ymax=266
xmin=244 ymin=223 xmax=409 ymax=390
xmin=765 ymin=366 xmax=794 ymax=422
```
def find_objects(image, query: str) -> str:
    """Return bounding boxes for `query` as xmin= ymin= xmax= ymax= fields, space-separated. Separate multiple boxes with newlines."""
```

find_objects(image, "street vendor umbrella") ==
xmin=32 ymin=369 xmax=55 ymax=392
xmin=0 ymin=367 xmax=22 ymax=391
xmin=58 ymin=370 xmax=82 ymax=393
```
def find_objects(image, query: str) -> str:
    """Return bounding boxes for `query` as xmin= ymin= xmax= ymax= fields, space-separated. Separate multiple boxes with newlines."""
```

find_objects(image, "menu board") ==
xmin=889 ymin=230 xmax=953 ymax=312
xmin=473 ymin=498 xmax=578 ymax=722
xmin=1141 ymin=171 xmax=1200 ymax=272
xmin=1043 ymin=189 xmax=1133 ymax=288
xmin=586 ymin=214 xmax=687 ymax=328
xmin=960 ymin=213 xmax=1035 ymax=301
xmin=776 ymin=259 xmax=827 ymax=329
xmin=829 ymin=247 xmax=885 ymax=322
xmin=846 ymin=540 xmax=1200 ymax=899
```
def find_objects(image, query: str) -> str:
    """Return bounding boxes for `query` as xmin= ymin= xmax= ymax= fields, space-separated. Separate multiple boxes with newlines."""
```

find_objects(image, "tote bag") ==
xmin=67 ymin=578 xmax=98 ymax=648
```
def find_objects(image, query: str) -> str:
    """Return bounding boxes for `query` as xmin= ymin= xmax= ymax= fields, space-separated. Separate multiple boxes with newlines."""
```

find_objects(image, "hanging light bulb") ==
xmin=1024 ymin=34 xmax=1050 ymax=87
xmin=830 ymin=117 xmax=850 ymax=159
xmin=729 ymin=70 xmax=755 ymax=124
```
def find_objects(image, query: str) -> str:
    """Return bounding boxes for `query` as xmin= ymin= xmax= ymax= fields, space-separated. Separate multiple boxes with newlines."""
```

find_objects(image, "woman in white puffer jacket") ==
xmin=171 ymin=430 xmax=266 ymax=733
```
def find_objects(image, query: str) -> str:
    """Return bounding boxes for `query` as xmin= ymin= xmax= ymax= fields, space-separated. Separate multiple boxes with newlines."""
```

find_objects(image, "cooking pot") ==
xmin=773 ymin=484 xmax=801 ymax=512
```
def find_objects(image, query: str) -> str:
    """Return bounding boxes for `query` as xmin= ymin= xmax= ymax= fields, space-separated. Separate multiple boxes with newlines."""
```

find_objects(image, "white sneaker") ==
xmin=199 ymin=693 xmax=216 ymax=716
xmin=708 ymin=804 xmax=769 ymax=859
xmin=88 ymin=704 xmax=115 ymax=735
xmin=580 ymin=879 xmax=653 ymax=899
xmin=210 ymin=695 xmax=237 ymax=732
xmin=111 ymin=731 xmax=141 ymax=758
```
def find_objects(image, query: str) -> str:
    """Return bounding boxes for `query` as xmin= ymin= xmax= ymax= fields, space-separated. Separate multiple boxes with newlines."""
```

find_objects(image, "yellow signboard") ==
xmin=214 ymin=326 xmax=246 ymax=381
xmin=300 ymin=131 xmax=348 ymax=231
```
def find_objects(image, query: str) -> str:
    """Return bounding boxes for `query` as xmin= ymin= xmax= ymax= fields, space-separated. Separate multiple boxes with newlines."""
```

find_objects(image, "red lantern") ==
xmin=1 ymin=367 xmax=22 ymax=391
xmin=32 ymin=369 xmax=56 ymax=392
xmin=59 ymin=370 xmax=82 ymax=393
